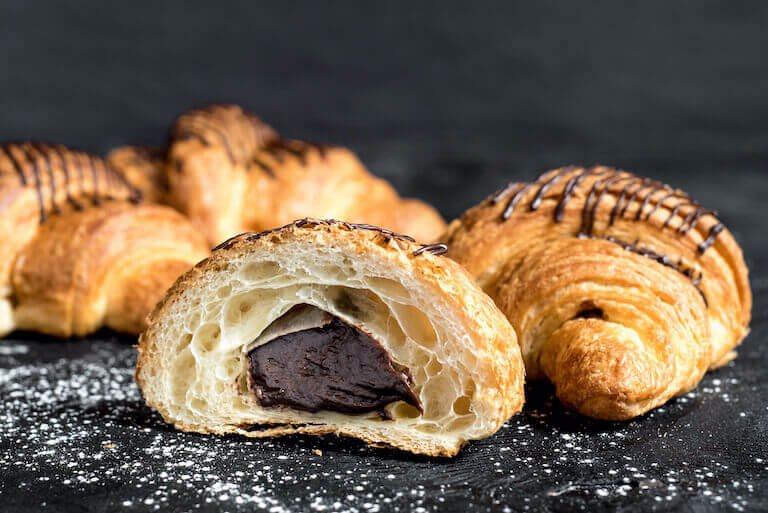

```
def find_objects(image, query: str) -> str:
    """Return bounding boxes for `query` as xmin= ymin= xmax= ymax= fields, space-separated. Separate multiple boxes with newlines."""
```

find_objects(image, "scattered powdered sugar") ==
xmin=1 ymin=336 xmax=766 ymax=512
xmin=0 ymin=344 xmax=29 ymax=356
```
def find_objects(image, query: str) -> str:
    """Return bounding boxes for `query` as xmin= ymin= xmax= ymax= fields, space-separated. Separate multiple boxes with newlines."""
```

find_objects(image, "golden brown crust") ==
xmin=166 ymin=419 xmax=463 ymax=458
xmin=239 ymin=142 xmax=445 ymax=242
xmin=0 ymin=142 xmax=142 ymax=287
xmin=169 ymin=104 xmax=279 ymax=166
xmin=110 ymin=104 xmax=446 ymax=245
xmin=0 ymin=143 xmax=210 ymax=338
xmin=136 ymin=218 xmax=524 ymax=456
xmin=443 ymin=166 xmax=751 ymax=420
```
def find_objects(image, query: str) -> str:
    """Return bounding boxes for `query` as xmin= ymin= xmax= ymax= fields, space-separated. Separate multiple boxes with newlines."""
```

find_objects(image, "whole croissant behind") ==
xmin=108 ymin=104 xmax=446 ymax=246
xmin=0 ymin=142 xmax=209 ymax=338
xmin=444 ymin=166 xmax=751 ymax=420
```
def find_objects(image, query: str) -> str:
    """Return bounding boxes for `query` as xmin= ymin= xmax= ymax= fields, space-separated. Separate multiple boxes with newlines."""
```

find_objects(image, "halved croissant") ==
xmin=136 ymin=218 xmax=524 ymax=456
xmin=443 ymin=166 xmax=751 ymax=420
xmin=0 ymin=142 xmax=209 ymax=337
xmin=108 ymin=104 xmax=446 ymax=245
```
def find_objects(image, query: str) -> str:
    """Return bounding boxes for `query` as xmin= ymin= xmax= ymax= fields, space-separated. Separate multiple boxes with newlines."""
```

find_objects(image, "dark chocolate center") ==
xmin=247 ymin=317 xmax=421 ymax=418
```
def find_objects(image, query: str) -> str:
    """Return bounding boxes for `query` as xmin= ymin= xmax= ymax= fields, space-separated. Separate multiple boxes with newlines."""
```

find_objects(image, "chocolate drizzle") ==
xmin=489 ymin=166 xmax=728 ymax=304
xmin=0 ymin=142 xmax=142 ymax=223
xmin=51 ymin=145 xmax=81 ymax=210
xmin=697 ymin=224 xmax=724 ymax=253
xmin=168 ymin=105 xmax=336 ymax=182
xmin=89 ymin=155 xmax=101 ymax=205
xmin=36 ymin=145 xmax=60 ymax=215
xmin=169 ymin=104 xmax=278 ymax=167
xmin=19 ymin=144 xmax=48 ymax=222
xmin=250 ymin=139 xmax=328 ymax=178
xmin=0 ymin=144 xmax=27 ymax=186
xmin=491 ymin=166 xmax=726 ymax=255
xmin=412 ymin=243 xmax=448 ymax=256
xmin=129 ymin=146 xmax=164 ymax=163
xmin=597 ymin=235 xmax=707 ymax=306
xmin=212 ymin=218 xmax=448 ymax=257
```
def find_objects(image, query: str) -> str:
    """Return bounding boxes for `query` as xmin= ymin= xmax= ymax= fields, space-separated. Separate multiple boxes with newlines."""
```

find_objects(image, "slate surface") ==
xmin=1 ymin=2 xmax=767 ymax=512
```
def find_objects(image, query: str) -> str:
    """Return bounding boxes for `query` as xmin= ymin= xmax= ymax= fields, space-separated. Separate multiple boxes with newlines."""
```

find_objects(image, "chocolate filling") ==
xmin=247 ymin=315 xmax=421 ymax=419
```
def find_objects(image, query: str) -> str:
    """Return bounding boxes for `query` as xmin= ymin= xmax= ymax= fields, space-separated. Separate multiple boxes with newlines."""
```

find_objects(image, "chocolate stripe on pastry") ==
xmin=0 ymin=143 xmax=28 ymax=185
xmin=116 ymin=103 xmax=447 ymax=246
xmin=251 ymin=139 xmax=328 ymax=177
xmin=49 ymin=144 xmax=82 ymax=209
xmin=491 ymin=167 xmax=714 ymax=291
xmin=213 ymin=218 xmax=448 ymax=257
xmin=18 ymin=144 xmax=49 ymax=221
xmin=412 ymin=243 xmax=449 ymax=256
xmin=104 ymin=146 xmax=164 ymax=203
xmin=492 ymin=166 xmax=725 ymax=254
xmin=0 ymin=142 xmax=141 ymax=222
xmin=169 ymin=104 xmax=278 ymax=166
xmin=595 ymin=235 xmax=707 ymax=306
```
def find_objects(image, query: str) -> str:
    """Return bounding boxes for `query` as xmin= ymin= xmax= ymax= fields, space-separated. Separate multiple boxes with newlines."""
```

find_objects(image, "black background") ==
xmin=1 ymin=2 xmax=767 ymax=512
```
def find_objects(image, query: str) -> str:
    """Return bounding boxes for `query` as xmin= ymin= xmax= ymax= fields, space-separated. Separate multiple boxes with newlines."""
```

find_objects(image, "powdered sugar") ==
xmin=1 ymin=336 xmax=766 ymax=511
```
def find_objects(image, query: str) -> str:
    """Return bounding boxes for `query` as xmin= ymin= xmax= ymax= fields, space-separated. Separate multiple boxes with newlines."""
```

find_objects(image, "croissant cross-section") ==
xmin=136 ymin=218 xmax=525 ymax=456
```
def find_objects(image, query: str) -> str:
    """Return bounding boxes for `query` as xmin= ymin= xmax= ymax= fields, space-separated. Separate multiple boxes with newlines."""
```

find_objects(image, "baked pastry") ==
xmin=105 ymin=146 xmax=167 ymax=203
xmin=0 ymin=142 xmax=209 ymax=337
xmin=443 ymin=166 xmax=751 ymax=420
xmin=108 ymin=104 xmax=446 ymax=246
xmin=136 ymin=218 xmax=524 ymax=456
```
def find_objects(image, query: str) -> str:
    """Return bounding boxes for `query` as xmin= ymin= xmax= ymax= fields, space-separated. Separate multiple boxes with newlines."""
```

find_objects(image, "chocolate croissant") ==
xmin=0 ymin=142 xmax=209 ymax=338
xmin=443 ymin=166 xmax=751 ymax=420
xmin=136 ymin=218 xmax=524 ymax=456
xmin=108 ymin=104 xmax=446 ymax=246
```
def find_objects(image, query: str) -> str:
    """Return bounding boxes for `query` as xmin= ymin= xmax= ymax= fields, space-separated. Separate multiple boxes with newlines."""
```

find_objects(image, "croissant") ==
xmin=0 ymin=142 xmax=209 ymax=338
xmin=443 ymin=166 xmax=751 ymax=420
xmin=136 ymin=218 xmax=524 ymax=456
xmin=108 ymin=104 xmax=446 ymax=246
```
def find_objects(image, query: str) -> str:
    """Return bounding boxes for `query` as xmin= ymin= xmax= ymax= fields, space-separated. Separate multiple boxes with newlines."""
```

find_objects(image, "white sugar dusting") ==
xmin=1 ymin=339 xmax=766 ymax=511
xmin=0 ymin=343 xmax=28 ymax=356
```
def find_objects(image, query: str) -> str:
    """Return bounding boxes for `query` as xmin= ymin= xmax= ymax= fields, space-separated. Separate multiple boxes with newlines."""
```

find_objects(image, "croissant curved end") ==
xmin=540 ymin=319 xmax=671 ymax=420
